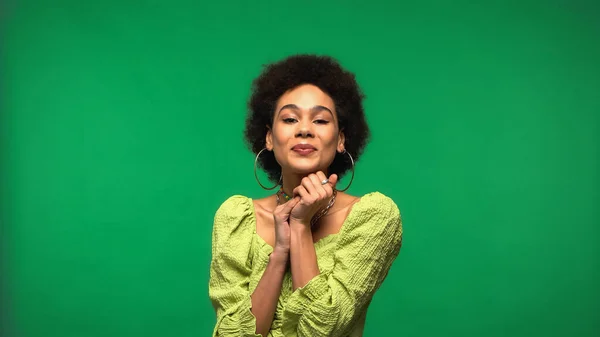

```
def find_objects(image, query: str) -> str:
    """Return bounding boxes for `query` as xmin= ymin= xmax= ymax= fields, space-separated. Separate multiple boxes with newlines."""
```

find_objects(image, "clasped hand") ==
xmin=272 ymin=171 xmax=338 ymax=253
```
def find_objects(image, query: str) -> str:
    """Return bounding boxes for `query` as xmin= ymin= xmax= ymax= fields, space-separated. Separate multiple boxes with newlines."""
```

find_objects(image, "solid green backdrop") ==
xmin=1 ymin=1 xmax=598 ymax=336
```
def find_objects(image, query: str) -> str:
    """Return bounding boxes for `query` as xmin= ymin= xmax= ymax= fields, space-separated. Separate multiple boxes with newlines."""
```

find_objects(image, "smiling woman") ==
xmin=208 ymin=54 xmax=403 ymax=337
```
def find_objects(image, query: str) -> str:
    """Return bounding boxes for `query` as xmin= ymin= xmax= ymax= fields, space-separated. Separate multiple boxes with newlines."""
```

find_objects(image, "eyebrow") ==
xmin=277 ymin=104 xmax=334 ymax=118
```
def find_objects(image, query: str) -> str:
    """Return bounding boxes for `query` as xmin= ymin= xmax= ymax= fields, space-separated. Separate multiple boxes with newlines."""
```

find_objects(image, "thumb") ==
xmin=329 ymin=174 xmax=339 ymax=188
xmin=282 ymin=196 xmax=301 ymax=214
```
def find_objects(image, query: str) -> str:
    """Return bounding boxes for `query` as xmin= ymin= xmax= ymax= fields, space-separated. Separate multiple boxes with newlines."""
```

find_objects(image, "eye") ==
xmin=283 ymin=118 xmax=297 ymax=123
xmin=314 ymin=119 xmax=330 ymax=124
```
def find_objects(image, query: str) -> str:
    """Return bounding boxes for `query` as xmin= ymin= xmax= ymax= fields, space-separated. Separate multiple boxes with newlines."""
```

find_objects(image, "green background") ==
xmin=1 ymin=1 xmax=598 ymax=336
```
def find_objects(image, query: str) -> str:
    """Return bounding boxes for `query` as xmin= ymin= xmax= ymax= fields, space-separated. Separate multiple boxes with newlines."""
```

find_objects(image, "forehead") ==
xmin=276 ymin=84 xmax=335 ymax=111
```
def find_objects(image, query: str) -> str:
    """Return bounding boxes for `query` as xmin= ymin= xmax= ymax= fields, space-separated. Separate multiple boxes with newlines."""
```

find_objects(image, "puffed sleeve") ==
xmin=208 ymin=195 xmax=262 ymax=337
xmin=281 ymin=192 xmax=403 ymax=336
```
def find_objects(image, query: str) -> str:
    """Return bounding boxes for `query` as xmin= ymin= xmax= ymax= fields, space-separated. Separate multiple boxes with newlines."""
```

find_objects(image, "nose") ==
xmin=295 ymin=120 xmax=314 ymax=138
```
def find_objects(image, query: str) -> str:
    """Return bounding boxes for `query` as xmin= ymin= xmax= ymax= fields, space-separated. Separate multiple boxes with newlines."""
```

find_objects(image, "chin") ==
xmin=287 ymin=161 xmax=328 ymax=174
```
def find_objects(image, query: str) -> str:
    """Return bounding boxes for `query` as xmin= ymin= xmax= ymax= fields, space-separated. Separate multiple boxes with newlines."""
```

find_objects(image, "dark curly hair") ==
xmin=244 ymin=54 xmax=370 ymax=185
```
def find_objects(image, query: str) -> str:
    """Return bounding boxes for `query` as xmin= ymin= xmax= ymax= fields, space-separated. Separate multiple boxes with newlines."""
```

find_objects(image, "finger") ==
xmin=301 ymin=176 xmax=321 ymax=200
xmin=293 ymin=185 xmax=306 ymax=198
xmin=314 ymin=171 xmax=333 ymax=196
xmin=282 ymin=196 xmax=300 ymax=212
xmin=316 ymin=171 xmax=336 ymax=189
xmin=274 ymin=196 xmax=300 ymax=220
xmin=308 ymin=174 xmax=327 ymax=199
xmin=328 ymin=174 xmax=339 ymax=188
xmin=293 ymin=185 xmax=311 ymax=202
xmin=315 ymin=171 xmax=328 ymax=184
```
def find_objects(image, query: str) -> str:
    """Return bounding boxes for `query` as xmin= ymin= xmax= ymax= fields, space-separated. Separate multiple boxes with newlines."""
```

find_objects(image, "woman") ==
xmin=209 ymin=54 xmax=403 ymax=337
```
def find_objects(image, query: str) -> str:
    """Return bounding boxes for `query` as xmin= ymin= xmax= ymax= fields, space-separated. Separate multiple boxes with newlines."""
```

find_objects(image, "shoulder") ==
xmin=355 ymin=191 xmax=401 ymax=220
xmin=344 ymin=191 xmax=402 ymax=236
xmin=214 ymin=195 xmax=252 ymax=220
xmin=212 ymin=195 xmax=254 ymax=243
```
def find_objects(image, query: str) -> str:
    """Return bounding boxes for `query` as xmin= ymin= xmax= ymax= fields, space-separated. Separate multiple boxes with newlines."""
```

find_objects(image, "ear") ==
xmin=265 ymin=125 xmax=273 ymax=151
xmin=337 ymin=130 xmax=345 ymax=153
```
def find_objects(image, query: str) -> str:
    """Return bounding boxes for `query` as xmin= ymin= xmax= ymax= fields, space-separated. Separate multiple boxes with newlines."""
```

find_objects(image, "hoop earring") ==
xmin=254 ymin=148 xmax=282 ymax=190
xmin=336 ymin=149 xmax=355 ymax=192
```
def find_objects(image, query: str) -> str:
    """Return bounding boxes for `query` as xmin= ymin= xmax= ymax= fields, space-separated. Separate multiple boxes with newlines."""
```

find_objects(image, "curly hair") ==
xmin=244 ymin=54 xmax=370 ymax=184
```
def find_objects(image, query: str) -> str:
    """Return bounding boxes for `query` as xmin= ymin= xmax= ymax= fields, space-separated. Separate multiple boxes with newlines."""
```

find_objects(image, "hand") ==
xmin=272 ymin=195 xmax=301 ymax=254
xmin=290 ymin=171 xmax=338 ymax=226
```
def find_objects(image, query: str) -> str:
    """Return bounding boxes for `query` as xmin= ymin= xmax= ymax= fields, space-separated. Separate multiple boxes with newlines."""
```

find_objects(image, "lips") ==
xmin=292 ymin=144 xmax=317 ymax=150
xmin=292 ymin=144 xmax=317 ymax=155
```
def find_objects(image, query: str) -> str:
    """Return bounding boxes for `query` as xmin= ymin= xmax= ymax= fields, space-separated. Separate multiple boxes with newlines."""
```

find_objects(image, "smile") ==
xmin=292 ymin=148 xmax=316 ymax=155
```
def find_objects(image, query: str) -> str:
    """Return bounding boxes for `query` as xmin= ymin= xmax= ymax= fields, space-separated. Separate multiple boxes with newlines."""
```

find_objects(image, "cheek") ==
xmin=271 ymin=127 xmax=291 ymax=145
xmin=275 ymin=133 xmax=287 ymax=144
xmin=271 ymin=132 xmax=288 ymax=159
xmin=321 ymin=131 xmax=339 ymax=146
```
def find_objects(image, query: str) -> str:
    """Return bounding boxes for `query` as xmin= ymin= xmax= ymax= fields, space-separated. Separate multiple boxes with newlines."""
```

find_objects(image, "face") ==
xmin=266 ymin=84 xmax=345 ymax=176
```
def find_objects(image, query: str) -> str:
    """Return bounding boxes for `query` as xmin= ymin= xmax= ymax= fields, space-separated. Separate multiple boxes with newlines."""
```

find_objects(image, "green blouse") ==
xmin=208 ymin=192 xmax=403 ymax=337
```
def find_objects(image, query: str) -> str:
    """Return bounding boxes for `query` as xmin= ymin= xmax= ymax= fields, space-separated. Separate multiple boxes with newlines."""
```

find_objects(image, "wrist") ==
xmin=290 ymin=221 xmax=312 ymax=237
xmin=270 ymin=248 xmax=289 ymax=266
xmin=289 ymin=218 xmax=311 ymax=229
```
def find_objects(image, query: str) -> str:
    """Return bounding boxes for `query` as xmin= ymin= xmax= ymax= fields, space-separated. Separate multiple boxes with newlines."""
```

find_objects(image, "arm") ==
xmin=288 ymin=172 xmax=337 ymax=291
xmin=281 ymin=193 xmax=403 ymax=337
xmin=251 ymin=195 xmax=302 ymax=335
xmin=210 ymin=245 xmax=287 ymax=337
xmin=289 ymin=221 xmax=320 ymax=291
xmin=250 ymin=249 xmax=287 ymax=336
xmin=209 ymin=195 xmax=300 ymax=337
xmin=209 ymin=196 xmax=285 ymax=337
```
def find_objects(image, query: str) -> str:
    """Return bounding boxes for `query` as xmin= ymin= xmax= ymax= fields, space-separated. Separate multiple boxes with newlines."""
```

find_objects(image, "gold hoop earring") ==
xmin=336 ymin=149 xmax=355 ymax=192
xmin=254 ymin=148 xmax=282 ymax=190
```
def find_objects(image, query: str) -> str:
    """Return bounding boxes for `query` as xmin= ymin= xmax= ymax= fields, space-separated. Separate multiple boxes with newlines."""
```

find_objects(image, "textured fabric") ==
xmin=209 ymin=192 xmax=402 ymax=337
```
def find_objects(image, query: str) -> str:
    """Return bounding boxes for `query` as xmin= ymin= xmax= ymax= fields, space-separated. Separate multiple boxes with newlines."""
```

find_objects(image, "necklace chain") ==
xmin=276 ymin=188 xmax=337 ymax=228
